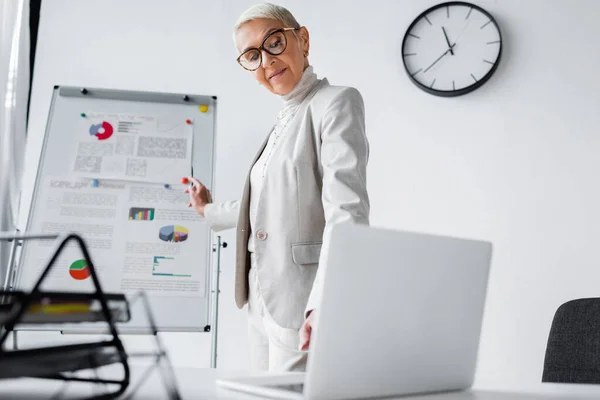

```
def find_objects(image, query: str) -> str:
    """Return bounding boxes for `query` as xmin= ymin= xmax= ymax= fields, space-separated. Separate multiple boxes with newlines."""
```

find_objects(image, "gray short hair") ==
xmin=233 ymin=3 xmax=301 ymax=33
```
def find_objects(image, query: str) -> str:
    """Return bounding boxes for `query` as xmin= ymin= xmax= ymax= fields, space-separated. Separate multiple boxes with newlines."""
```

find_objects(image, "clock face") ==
xmin=402 ymin=1 xmax=502 ymax=97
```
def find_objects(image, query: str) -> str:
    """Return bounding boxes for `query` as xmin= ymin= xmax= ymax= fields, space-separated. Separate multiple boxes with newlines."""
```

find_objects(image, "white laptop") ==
xmin=217 ymin=224 xmax=493 ymax=400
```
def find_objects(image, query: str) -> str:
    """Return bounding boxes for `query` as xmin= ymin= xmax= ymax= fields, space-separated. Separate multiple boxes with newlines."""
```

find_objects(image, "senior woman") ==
xmin=186 ymin=3 xmax=370 ymax=372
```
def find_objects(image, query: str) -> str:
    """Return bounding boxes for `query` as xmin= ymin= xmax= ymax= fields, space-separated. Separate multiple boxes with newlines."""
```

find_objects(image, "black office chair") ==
xmin=542 ymin=298 xmax=600 ymax=383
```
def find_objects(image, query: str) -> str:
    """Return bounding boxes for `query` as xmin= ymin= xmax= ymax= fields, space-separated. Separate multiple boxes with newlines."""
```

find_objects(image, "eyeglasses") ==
xmin=237 ymin=27 xmax=300 ymax=71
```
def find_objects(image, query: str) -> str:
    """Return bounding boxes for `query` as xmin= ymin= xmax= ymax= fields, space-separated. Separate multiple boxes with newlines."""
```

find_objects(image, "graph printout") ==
xmin=18 ymin=176 xmax=207 ymax=297
xmin=72 ymin=113 xmax=193 ymax=184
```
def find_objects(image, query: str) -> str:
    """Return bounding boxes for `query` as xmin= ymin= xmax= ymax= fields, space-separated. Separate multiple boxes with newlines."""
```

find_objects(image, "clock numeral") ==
xmin=424 ymin=15 xmax=432 ymax=25
xmin=453 ymin=81 xmax=456 ymax=90
xmin=480 ymin=20 xmax=492 ymax=30
xmin=408 ymin=33 xmax=421 ymax=39
xmin=403 ymin=53 xmax=417 ymax=57
xmin=411 ymin=68 xmax=423 ymax=77
xmin=470 ymin=73 xmax=478 ymax=82
xmin=430 ymin=79 xmax=436 ymax=89
xmin=466 ymin=7 xmax=473 ymax=20
xmin=487 ymin=40 xmax=501 ymax=45
xmin=483 ymin=59 xmax=494 ymax=65
xmin=447 ymin=6 xmax=450 ymax=18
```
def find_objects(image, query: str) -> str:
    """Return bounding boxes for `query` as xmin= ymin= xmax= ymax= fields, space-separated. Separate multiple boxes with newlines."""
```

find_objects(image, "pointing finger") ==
xmin=187 ymin=176 xmax=204 ymax=188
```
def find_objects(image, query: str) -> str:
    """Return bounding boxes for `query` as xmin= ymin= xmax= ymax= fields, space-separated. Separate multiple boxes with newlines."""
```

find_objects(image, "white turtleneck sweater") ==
xmin=247 ymin=66 xmax=319 ymax=253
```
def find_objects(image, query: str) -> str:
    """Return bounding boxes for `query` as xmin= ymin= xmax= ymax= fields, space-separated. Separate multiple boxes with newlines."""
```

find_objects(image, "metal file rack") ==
xmin=0 ymin=232 xmax=182 ymax=400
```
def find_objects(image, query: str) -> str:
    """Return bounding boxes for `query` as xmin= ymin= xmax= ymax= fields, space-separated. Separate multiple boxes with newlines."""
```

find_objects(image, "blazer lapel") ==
xmin=238 ymin=128 xmax=272 ymax=234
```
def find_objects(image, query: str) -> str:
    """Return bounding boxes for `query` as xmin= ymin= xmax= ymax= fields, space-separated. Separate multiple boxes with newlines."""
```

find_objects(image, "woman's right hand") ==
xmin=185 ymin=176 xmax=213 ymax=217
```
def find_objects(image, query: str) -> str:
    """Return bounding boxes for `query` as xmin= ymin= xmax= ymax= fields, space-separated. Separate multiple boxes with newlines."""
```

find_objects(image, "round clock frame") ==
xmin=401 ymin=1 xmax=503 ymax=97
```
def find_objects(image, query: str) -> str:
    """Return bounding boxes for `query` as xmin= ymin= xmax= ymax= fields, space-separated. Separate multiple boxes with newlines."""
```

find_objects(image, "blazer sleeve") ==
xmin=203 ymin=200 xmax=240 ymax=232
xmin=304 ymin=87 xmax=371 ymax=316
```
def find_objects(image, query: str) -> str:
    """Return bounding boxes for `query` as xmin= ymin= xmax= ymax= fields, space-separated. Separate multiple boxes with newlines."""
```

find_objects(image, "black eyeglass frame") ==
xmin=236 ymin=27 xmax=300 ymax=71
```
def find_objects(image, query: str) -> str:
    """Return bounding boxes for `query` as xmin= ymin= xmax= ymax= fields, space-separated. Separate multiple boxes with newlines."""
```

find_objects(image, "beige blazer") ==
xmin=204 ymin=78 xmax=370 ymax=329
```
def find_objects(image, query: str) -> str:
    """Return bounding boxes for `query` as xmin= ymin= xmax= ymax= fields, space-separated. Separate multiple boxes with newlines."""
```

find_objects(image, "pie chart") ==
xmin=89 ymin=121 xmax=114 ymax=141
xmin=69 ymin=259 xmax=91 ymax=280
xmin=159 ymin=225 xmax=189 ymax=243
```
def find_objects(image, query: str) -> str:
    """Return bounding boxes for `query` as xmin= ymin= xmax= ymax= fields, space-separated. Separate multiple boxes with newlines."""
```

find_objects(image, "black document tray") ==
xmin=0 ymin=291 xmax=130 ymax=325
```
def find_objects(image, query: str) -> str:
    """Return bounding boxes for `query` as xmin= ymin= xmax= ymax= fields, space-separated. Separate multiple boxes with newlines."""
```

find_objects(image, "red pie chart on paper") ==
xmin=69 ymin=259 xmax=91 ymax=280
xmin=89 ymin=121 xmax=114 ymax=141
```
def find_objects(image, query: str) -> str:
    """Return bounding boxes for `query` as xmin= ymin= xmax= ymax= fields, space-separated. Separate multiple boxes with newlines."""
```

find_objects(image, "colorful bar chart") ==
xmin=129 ymin=207 xmax=155 ymax=221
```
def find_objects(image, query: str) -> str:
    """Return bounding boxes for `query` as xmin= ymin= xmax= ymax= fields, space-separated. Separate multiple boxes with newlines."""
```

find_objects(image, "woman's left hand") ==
xmin=299 ymin=310 xmax=316 ymax=351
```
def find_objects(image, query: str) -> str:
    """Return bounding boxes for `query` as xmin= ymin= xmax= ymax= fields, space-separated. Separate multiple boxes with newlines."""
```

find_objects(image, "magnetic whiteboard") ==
xmin=15 ymin=86 xmax=217 ymax=332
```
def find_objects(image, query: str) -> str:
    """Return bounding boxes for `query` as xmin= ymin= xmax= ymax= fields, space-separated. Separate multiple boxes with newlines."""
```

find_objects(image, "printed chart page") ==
xmin=72 ymin=113 xmax=193 ymax=184
xmin=18 ymin=177 xmax=207 ymax=298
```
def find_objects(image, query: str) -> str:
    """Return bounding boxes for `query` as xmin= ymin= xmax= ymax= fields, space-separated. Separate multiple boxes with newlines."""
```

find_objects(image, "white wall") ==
xmin=21 ymin=0 xmax=600 ymax=392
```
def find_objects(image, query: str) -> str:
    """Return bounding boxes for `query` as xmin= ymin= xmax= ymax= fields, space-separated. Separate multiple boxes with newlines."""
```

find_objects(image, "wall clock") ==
xmin=401 ymin=1 xmax=502 ymax=97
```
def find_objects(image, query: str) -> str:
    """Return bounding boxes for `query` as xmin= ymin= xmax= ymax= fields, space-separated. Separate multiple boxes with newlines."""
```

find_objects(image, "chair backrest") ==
xmin=543 ymin=298 xmax=600 ymax=383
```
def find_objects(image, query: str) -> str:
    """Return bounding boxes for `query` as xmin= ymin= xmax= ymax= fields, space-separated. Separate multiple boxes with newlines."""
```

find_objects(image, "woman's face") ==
xmin=235 ymin=18 xmax=309 ymax=95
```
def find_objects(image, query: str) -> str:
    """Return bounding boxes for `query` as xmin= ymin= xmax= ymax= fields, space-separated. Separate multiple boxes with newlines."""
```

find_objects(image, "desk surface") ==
xmin=1 ymin=365 xmax=600 ymax=400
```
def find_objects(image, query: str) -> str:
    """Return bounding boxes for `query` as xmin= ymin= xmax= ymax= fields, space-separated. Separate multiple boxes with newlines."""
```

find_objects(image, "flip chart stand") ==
xmin=1 ymin=231 xmax=227 ymax=369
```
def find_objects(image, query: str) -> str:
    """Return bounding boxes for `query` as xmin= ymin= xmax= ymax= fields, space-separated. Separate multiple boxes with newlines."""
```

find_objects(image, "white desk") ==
xmin=1 ymin=366 xmax=600 ymax=399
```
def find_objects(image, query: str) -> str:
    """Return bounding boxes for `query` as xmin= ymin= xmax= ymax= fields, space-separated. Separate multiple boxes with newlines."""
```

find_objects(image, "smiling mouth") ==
xmin=269 ymin=68 xmax=286 ymax=79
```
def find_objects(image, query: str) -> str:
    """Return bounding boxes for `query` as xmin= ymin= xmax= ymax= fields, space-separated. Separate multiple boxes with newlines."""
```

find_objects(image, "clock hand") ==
xmin=442 ymin=26 xmax=454 ymax=55
xmin=424 ymin=45 xmax=455 ymax=73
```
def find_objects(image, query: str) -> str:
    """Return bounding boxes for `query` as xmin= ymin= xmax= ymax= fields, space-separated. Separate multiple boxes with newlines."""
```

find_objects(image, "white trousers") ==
xmin=247 ymin=254 xmax=308 ymax=372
